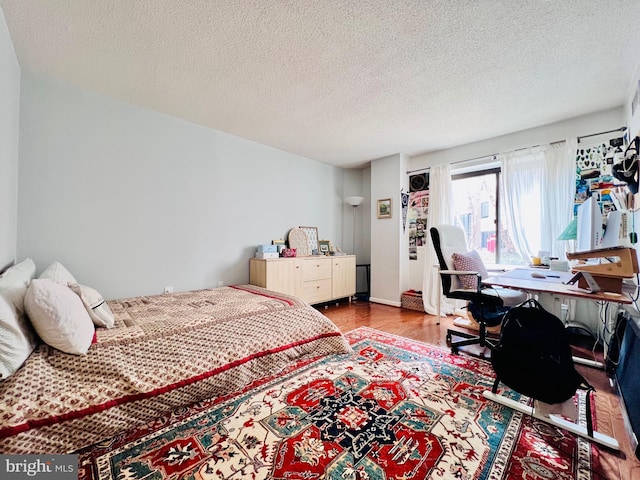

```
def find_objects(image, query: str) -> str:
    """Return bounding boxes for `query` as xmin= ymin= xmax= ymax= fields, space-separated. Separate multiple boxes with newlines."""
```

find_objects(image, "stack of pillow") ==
xmin=0 ymin=259 xmax=115 ymax=380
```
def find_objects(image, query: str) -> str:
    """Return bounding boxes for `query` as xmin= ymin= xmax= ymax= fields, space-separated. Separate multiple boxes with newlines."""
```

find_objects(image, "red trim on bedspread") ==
xmin=230 ymin=285 xmax=295 ymax=305
xmin=0 ymin=332 xmax=342 ymax=439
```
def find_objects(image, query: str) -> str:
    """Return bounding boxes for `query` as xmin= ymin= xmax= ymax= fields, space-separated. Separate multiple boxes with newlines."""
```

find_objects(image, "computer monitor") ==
xmin=576 ymin=196 xmax=603 ymax=251
xmin=602 ymin=210 xmax=629 ymax=248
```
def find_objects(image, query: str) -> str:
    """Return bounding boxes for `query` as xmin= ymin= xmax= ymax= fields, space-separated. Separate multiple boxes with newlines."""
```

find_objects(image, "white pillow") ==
xmin=0 ymin=294 xmax=38 ymax=379
xmin=39 ymin=261 xmax=77 ymax=285
xmin=24 ymin=279 xmax=94 ymax=355
xmin=68 ymin=283 xmax=115 ymax=328
xmin=0 ymin=258 xmax=37 ymax=316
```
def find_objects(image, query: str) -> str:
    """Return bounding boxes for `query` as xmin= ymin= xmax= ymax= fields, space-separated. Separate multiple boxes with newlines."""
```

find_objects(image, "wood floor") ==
xmin=319 ymin=299 xmax=640 ymax=480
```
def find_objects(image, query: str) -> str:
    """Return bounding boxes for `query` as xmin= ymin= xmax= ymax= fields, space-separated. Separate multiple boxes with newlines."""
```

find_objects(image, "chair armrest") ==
xmin=438 ymin=270 xmax=482 ymax=293
xmin=439 ymin=269 xmax=479 ymax=276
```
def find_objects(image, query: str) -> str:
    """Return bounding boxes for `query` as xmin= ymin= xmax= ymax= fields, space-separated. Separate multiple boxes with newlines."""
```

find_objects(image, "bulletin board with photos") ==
xmin=574 ymin=138 xmax=628 ymax=219
xmin=407 ymin=190 xmax=429 ymax=260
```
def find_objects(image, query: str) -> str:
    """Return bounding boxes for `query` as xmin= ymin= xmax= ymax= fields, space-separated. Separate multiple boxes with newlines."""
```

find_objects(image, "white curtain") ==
xmin=502 ymin=148 xmax=545 ymax=261
xmin=502 ymin=140 xmax=576 ymax=261
xmin=542 ymin=139 xmax=577 ymax=260
xmin=422 ymin=163 xmax=455 ymax=315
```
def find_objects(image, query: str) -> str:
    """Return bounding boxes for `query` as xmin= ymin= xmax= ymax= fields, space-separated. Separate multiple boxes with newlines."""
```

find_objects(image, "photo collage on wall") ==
xmin=407 ymin=190 xmax=429 ymax=260
xmin=575 ymin=140 xmax=627 ymax=219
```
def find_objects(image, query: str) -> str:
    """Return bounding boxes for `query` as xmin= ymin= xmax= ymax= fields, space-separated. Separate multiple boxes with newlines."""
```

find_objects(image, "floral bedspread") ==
xmin=0 ymin=285 xmax=350 ymax=454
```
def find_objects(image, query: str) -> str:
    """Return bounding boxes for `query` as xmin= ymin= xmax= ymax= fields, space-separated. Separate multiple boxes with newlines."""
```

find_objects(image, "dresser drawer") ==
xmin=301 ymin=258 xmax=331 ymax=281
xmin=300 ymin=279 xmax=331 ymax=303
xmin=248 ymin=255 xmax=355 ymax=305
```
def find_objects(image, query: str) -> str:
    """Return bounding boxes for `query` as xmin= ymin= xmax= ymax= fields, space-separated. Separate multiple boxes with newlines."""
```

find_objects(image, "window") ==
xmin=451 ymin=168 xmax=525 ymax=266
xmin=480 ymin=202 xmax=489 ymax=218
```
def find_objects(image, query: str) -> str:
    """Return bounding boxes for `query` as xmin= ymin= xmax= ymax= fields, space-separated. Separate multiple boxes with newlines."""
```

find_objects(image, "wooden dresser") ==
xmin=249 ymin=255 xmax=356 ymax=305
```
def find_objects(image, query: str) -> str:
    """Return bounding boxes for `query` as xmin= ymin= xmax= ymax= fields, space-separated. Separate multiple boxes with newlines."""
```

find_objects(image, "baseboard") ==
xmin=369 ymin=297 xmax=402 ymax=308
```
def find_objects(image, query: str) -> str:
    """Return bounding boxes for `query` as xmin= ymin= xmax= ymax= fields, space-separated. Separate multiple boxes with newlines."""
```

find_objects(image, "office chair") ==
xmin=430 ymin=225 xmax=527 ymax=355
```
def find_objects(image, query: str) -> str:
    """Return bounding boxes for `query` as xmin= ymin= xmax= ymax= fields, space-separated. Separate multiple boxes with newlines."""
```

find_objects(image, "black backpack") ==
xmin=491 ymin=299 xmax=592 ymax=404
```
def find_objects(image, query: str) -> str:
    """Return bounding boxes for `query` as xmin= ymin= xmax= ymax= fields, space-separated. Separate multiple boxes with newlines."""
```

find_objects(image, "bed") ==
xmin=0 ymin=284 xmax=351 ymax=454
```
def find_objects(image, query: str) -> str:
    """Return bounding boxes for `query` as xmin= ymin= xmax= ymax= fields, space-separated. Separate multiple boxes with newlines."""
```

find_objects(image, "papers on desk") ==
xmin=486 ymin=268 xmax=634 ymax=304
xmin=500 ymin=268 xmax=575 ymax=284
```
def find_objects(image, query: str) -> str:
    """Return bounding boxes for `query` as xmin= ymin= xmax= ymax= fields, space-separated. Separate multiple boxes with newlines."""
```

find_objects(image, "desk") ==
xmin=480 ymin=268 xmax=627 ymax=450
xmin=484 ymin=268 xmax=633 ymax=368
xmin=484 ymin=268 xmax=633 ymax=304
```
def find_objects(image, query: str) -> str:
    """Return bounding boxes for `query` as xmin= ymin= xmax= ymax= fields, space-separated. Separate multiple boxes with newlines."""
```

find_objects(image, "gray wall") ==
xmin=369 ymin=154 xmax=409 ymax=306
xmin=17 ymin=73 xmax=354 ymax=300
xmin=0 ymin=8 xmax=20 ymax=269
xmin=409 ymin=107 xmax=625 ymax=169
xmin=625 ymin=60 xmax=640 ymax=138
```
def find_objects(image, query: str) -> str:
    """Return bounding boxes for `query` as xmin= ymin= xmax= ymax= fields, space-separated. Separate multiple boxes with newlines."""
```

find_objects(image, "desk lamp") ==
xmin=558 ymin=217 xmax=577 ymax=252
xmin=558 ymin=217 xmax=577 ymax=241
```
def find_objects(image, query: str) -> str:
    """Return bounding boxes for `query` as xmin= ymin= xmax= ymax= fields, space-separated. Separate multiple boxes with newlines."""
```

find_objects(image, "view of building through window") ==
xmin=451 ymin=170 xmax=525 ymax=266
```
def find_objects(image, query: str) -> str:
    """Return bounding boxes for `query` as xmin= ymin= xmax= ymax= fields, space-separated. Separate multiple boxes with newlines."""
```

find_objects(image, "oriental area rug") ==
xmin=76 ymin=327 xmax=600 ymax=480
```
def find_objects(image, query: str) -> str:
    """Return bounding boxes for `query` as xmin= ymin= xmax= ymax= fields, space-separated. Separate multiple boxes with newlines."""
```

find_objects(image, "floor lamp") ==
xmin=345 ymin=196 xmax=364 ymax=254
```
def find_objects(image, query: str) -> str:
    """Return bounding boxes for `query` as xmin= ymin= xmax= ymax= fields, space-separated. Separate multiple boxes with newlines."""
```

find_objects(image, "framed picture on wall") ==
xmin=377 ymin=198 xmax=392 ymax=218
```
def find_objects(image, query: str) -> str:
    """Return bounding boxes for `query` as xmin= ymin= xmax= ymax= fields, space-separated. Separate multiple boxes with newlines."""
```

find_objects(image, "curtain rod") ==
xmin=407 ymin=126 xmax=627 ymax=175
xmin=406 ymin=154 xmax=497 ymax=174
xmin=577 ymin=126 xmax=626 ymax=143
xmin=406 ymin=140 xmax=564 ymax=174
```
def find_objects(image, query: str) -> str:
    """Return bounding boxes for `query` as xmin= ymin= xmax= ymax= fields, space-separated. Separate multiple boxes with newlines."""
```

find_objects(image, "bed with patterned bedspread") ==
xmin=0 ymin=285 xmax=351 ymax=454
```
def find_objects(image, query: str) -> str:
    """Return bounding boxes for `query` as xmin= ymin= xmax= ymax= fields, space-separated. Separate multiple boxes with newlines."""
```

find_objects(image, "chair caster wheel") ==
xmin=451 ymin=347 xmax=458 ymax=355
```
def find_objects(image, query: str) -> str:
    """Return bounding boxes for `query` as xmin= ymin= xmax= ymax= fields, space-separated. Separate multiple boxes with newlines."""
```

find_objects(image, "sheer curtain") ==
xmin=502 ymin=140 xmax=576 ymax=261
xmin=501 ymin=148 xmax=545 ymax=260
xmin=542 ymin=139 xmax=577 ymax=260
xmin=422 ymin=163 xmax=456 ymax=315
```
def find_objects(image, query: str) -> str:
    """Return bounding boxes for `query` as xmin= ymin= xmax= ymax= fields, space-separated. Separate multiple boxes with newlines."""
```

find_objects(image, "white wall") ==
xmin=340 ymin=166 xmax=372 ymax=294
xmin=341 ymin=169 xmax=363 ymax=256
xmin=405 ymin=108 xmax=626 ymax=291
xmin=370 ymin=154 xmax=409 ymax=306
xmin=625 ymin=59 xmax=640 ymax=138
xmin=409 ymin=107 xmax=625 ymax=170
xmin=17 ymin=73 xmax=351 ymax=300
xmin=0 ymin=8 xmax=20 ymax=270
xmin=360 ymin=167 xmax=372 ymax=266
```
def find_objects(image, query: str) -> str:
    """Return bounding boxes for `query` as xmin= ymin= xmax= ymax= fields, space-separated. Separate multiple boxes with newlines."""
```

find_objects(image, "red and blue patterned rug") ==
xmin=76 ymin=327 xmax=599 ymax=479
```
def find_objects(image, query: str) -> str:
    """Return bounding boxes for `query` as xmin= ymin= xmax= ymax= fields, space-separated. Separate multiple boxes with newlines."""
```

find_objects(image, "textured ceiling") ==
xmin=2 ymin=1 xmax=640 ymax=168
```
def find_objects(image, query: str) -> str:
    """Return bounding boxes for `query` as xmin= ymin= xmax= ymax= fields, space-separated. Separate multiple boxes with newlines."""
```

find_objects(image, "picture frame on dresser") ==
xmin=299 ymin=226 xmax=319 ymax=253
xmin=318 ymin=240 xmax=331 ymax=254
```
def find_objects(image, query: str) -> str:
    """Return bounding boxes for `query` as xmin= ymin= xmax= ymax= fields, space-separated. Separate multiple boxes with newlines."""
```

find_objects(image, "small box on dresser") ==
xmin=255 ymin=252 xmax=279 ymax=259
xmin=257 ymin=244 xmax=278 ymax=253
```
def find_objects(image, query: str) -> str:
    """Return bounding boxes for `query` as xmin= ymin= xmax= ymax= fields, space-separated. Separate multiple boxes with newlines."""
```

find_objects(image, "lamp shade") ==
xmin=345 ymin=196 xmax=365 ymax=207
xmin=557 ymin=217 xmax=578 ymax=241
